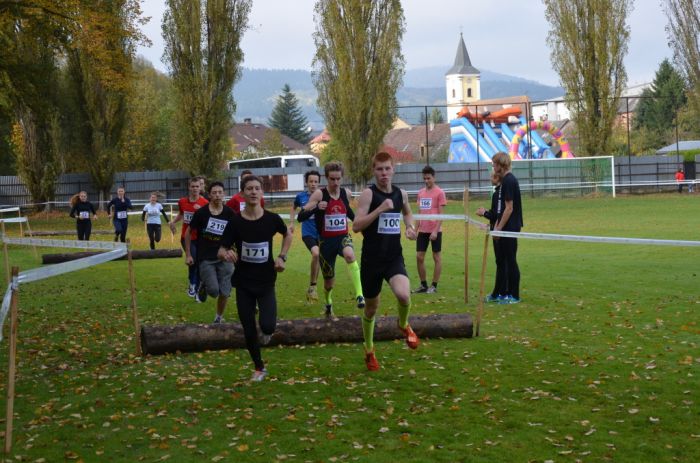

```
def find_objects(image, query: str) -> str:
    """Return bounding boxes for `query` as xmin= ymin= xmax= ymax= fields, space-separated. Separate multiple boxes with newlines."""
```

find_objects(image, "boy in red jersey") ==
xmin=170 ymin=178 xmax=209 ymax=297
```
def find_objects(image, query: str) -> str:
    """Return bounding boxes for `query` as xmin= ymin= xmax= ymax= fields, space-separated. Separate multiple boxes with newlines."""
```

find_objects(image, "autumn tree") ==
xmin=544 ymin=0 xmax=632 ymax=156
xmin=162 ymin=0 xmax=251 ymax=178
xmin=268 ymin=84 xmax=310 ymax=144
xmin=635 ymin=59 xmax=687 ymax=133
xmin=664 ymin=0 xmax=700 ymax=114
xmin=313 ymin=0 xmax=405 ymax=185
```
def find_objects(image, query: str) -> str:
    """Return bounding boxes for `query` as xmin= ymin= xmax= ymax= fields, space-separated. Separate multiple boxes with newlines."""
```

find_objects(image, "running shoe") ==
xmin=412 ymin=285 xmax=428 ymax=294
xmin=195 ymin=282 xmax=207 ymax=303
xmin=484 ymin=294 xmax=500 ymax=303
xmin=187 ymin=284 xmax=197 ymax=297
xmin=398 ymin=323 xmax=420 ymax=350
xmin=356 ymin=295 xmax=366 ymax=309
xmin=213 ymin=314 xmax=224 ymax=324
xmin=426 ymin=286 xmax=437 ymax=294
xmin=364 ymin=350 xmax=380 ymax=371
xmin=251 ymin=368 xmax=268 ymax=382
xmin=306 ymin=285 xmax=319 ymax=302
xmin=499 ymin=295 xmax=521 ymax=305
xmin=260 ymin=333 xmax=272 ymax=345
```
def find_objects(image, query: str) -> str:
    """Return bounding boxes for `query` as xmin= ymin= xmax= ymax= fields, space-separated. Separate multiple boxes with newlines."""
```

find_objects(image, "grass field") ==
xmin=0 ymin=193 xmax=698 ymax=462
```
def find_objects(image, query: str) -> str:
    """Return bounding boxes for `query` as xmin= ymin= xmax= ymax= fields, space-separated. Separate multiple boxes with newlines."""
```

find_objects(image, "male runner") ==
xmin=290 ymin=170 xmax=322 ymax=302
xmin=414 ymin=165 xmax=447 ymax=294
xmin=352 ymin=152 xmax=419 ymax=371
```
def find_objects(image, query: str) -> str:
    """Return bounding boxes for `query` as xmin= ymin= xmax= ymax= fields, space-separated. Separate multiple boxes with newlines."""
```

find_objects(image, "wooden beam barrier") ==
xmin=141 ymin=313 xmax=473 ymax=356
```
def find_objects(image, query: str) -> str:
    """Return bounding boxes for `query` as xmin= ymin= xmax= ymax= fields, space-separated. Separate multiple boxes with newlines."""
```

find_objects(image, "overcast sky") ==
xmin=137 ymin=0 xmax=671 ymax=87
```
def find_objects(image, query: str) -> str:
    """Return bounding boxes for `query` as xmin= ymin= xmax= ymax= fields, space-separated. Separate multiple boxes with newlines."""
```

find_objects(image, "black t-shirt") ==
xmin=70 ymin=201 xmax=96 ymax=220
xmin=484 ymin=184 xmax=501 ymax=230
xmin=107 ymin=197 xmax=133 ymax=220
xmin=221 ymin=210 xmax=287 ymax=287
xmin=360 ymin=185 xmax=404 ymax=262
xmin=498 ymin=172 xmax=523 ymax=232
xmin=189 ymin=205 xmax=235 ymax=261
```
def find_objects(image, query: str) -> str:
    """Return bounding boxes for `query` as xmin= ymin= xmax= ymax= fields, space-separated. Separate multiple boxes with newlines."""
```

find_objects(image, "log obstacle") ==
xmin=140 ymin=313 xmax=473 ymax=355
xmin=42 ymin=248 xmax=182 ymax=264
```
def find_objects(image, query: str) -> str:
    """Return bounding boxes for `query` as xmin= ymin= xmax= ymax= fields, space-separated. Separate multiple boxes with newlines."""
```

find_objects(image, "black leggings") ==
xmin=500 ymin=237 xmax=520 ymax=299
xmin=491 ymin=238 xmax=507 ymax=297
xmin=147 ymin=224 xmax=162 ymax=250
xmin=114 ymin=219 xmax=128 ymax=243
xmin=236 ymin=285 xmax=277 ymax=370
xmin=76 ymin=220 xmax=92 ymax=241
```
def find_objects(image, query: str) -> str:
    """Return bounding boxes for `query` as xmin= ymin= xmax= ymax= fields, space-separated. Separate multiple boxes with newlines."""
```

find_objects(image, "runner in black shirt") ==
xmin=352 ymin=152 xmax=419 ymax=371
xmin=218 ymin=175 xmax=292 ymax=382
xmin=186 ymin=182 xmax=236 ymax=321
xmin=107 ymin=187 xmax=133 ymax=243
xmin=69 ymin=191 xmax=97 ymax=241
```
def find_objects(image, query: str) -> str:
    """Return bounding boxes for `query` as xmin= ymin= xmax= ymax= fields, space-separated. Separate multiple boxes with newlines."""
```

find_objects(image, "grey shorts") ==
xmin=198 ymin=259 xmax=234 ymax=298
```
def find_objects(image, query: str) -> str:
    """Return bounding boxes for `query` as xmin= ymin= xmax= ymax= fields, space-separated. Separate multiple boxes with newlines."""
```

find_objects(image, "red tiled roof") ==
xmin=229 ymin=121 xmax=307 ymax=152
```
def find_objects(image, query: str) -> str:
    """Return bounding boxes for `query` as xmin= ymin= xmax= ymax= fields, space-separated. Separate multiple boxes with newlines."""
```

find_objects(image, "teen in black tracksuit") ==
xmin=69 ymin=191 xmax=97 ymax=241
xmin=477 ymin=174 xmax=506 ymax=301
xmin=491 ymin=152 xmax=523 ymax=303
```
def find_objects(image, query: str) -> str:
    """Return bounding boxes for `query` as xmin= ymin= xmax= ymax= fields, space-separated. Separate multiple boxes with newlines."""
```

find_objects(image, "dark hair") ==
xmin=240 ymin=169 xmax=253 ymax=177
xmin=189 ymin=177 xmax=200 ymax=186
xmin=208 ymin=181 xmax=225 ymax=193
xmin=304 ymin=170 xmax=321 ymax=183
xmin=422 ymin=165 xmax=435 ymax=176
xmin=324 ymin=161 xmax=344 ymax=177
xmin=241 ymin=175 xmax=263 ymax=191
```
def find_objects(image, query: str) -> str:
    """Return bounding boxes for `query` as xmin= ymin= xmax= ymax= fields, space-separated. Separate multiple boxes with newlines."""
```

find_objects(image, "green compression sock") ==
xmin=324 ymin=287 xmax=333 ymax=305
xmin=362 ymin=316 xmax=376 ymax=352
xmin=347 ymin=261 xmax=363 ymax=298
xmin=398 ymin=299 xmax=411 ymax=329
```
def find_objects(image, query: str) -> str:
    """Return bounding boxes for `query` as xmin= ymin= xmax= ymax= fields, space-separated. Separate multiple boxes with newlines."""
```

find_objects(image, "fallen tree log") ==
xmin=29 ymin=230 xmax=113 ymax=236
xmin=42 ymin=248 xmax=182 ymax=264
xmin=140 ymin=313 xmax=473 ymax=355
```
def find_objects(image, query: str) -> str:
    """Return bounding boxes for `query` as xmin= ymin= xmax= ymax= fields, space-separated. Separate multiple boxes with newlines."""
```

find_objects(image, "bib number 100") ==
xmin=378 ymin=213 xmax=401 ymax=234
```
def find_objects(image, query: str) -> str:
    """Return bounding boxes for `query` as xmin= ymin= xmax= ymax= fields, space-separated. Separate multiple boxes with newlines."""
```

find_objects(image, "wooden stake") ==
xmin=126 ymin=240 xmax=142 ymax=356
xmin=4 ymin=267 xmax=19 ymax=454
xmin=463 ymin=187 xmax=469 ymax=303
xmin=475 ymin=233 xmax=489 ymax=337
xmin=23 ymin=218 xmax=38 ymax=259
xmin=1 ymin=221 xmax=9 ymax=284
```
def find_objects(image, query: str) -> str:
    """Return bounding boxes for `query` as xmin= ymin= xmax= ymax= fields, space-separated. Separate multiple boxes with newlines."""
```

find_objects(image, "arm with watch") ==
xmin=274 ymin=223 xmax=294 ymax=272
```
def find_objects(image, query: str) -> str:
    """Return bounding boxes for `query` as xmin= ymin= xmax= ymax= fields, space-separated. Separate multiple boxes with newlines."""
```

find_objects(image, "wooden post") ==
xmin=126 ymin=240 xmax=142 ymax=356
xmin=16 ymin=209 xmax=22 ymax=238
xmin=23 ymin=219 xmax=38 ymax=259
xmin=4 ymin=267 xmax=19 ymax=454
xmin=475 ymin=233 xmax=489 ymax=337
xmin=463 ymin=187 xmax=469 ymax=303
xmin=1 ymin=221 xmax=9 ymax=283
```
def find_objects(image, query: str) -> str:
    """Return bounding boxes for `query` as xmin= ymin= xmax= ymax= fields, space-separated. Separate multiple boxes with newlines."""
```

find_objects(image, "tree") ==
xmin=664 ymin=0 xmax=700 ymax=115
xmin=312 ymin=0 xmax=405 ymax=185
xmin=162 ymin=0 xmax=252 ymax=178
xmin=544 ymin=0 xmax=632 ymax=156
xmin=268 ymin=84 xmax=310 ymax=144
xmin=430 ymin=107 xmax=444 ymax=124
xmin=635 ymin=59 xmax=687 ymax=132
xmin=257 ymin=128 xmax=287 ymax=155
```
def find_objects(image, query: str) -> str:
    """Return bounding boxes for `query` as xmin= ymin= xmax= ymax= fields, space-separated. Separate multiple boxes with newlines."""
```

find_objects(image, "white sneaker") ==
xmin=251 ymin=369 xmax=268 ymax=382
xmin=426 ymin=286 xmax=437 ymax=294
xmin=187 ymin=284 xmax=196 ymax=297
xmin=213 ymin=314 xmax=224 ymax=324
xmin=260 ymin=333 xmax=272 ymax=345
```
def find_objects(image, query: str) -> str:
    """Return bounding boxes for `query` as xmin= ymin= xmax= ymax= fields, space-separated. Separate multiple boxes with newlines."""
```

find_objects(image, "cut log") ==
xmin=140 ymin=313 xmax=473 ymax=355
xmin=42 ymin=248 xmax=182 ymax=264
xmin=29 ymin=230 xmax=113 ymax=236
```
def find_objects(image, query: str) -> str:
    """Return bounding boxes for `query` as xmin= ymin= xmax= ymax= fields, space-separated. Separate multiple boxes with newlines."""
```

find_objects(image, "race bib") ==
xmin=324 ymin=214 xmax=347 ymax=232
xmin=79 ymin=211 xmax=90 ymax=219
xmin=205 ymin=217 xmax=228 ymax=236
xmin=148 ymin=209 xmax=159 ymax=216
xmin=378 ymin=213 xmax=401 ymax=234
xmin=239 ymin=202 xmax=246 ymax=212
xmin=117 ymin=211 xmax=127 ymax=219
xmin=419 ymin=198 xmax=432 ymax=210
xmin=183 ymin=211 xmax=193 ymax=224
xmin=241 ymin=241 xmax=268 ymax=263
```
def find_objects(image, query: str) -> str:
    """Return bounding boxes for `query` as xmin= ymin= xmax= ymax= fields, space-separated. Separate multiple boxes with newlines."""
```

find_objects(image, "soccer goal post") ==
xmin=512 ymin=156 xmax=616 ymax=198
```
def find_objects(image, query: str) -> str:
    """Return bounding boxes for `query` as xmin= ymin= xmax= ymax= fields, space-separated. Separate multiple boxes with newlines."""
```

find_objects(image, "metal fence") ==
xmin=0 ymin=156 xmax=696 ymax=210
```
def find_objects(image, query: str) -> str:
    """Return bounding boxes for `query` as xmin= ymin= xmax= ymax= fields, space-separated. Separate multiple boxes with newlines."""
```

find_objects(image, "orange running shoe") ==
xmin=364 ymin=350 xmax=380 ymax=371
xmin=399 ymin=324 xmax=420 ymax=350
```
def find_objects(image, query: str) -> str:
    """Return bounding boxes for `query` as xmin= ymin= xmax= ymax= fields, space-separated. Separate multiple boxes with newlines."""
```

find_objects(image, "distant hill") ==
xmin=233 ymin=67 xmax=565 ymax=129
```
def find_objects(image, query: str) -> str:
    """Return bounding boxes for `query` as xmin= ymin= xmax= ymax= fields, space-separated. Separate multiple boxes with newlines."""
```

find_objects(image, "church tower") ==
xmin=445 ymin=33 xmax=481 ymax=121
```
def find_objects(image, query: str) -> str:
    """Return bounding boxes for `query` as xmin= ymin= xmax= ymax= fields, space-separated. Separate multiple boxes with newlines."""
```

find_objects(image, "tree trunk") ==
xmin=140 ymin=313 xmax=473 ymax=356
xmin=42 ymin=248 xmax=182 ymax=264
